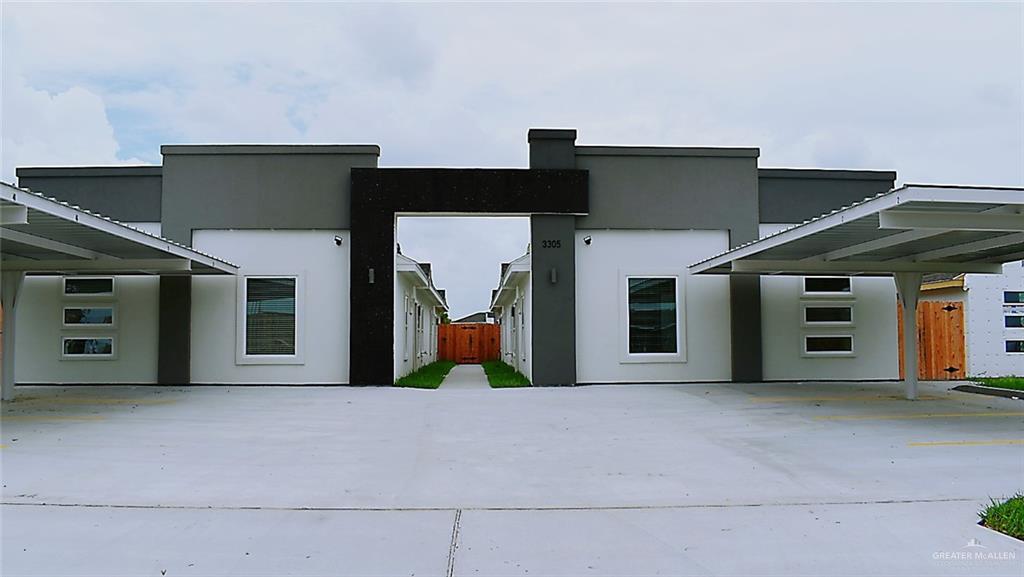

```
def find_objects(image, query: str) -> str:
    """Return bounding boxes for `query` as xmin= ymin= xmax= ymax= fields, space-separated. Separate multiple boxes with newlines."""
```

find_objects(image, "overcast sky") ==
xmin=3 ymin=2 xmax=1022 ymax=317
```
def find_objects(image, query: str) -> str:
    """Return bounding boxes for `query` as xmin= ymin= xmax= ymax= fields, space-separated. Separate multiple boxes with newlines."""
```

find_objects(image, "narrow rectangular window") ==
xmin=62 ymin=336 xmax=114 ymax=358
xmin=628 ymin=277 xmax=678 ymax=354
xmin=803 ymin=277 xmax=851 ymax=294
xmin=1005 ymin=316 xmax=1024 ymax=328
xmin=64 ymin=277 xmax=114 ymax=296
xmin=63 ymin=306 xmax=115 ymax=327
xmin=245 ymin=277 xmax=296 ymax=356
xmin=805 ymin=335 xmax=853 ymax=354
xmin=1004 ymin=291 xmax=1024 ymax=304
xmin=804 ymin=306 xmax=852 ymax=325
xmin=1006 ymin=340 xmax=1024 ymax=353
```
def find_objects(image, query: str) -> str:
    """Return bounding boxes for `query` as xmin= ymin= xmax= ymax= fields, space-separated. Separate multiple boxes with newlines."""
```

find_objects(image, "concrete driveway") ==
xmin=2 ymin=381 xmax=1022 ymax=576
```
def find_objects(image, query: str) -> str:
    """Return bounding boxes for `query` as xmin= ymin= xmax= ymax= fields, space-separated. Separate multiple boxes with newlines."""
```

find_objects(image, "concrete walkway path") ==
xmin=440 ymin=364 xmax=489 ymax=389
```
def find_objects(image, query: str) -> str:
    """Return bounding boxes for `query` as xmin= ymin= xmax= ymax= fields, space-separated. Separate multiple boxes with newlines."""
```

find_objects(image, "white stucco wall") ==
xmin=964 ymin=261 xmax=1024 ymax=377
xmin=575 ymin=229 xmax=732 ymax=383
xmin=758 ymin=224 xmax=899 ymax=381
xmin=496 ymin=273 xmax=532 ymax=381
xmin=15 ymin=275 xmax=159 ymax=383
xmin=394 ymin=272 xmax=443 ymax=380
xmin=191 ymin=229 xmax=350 ymax=384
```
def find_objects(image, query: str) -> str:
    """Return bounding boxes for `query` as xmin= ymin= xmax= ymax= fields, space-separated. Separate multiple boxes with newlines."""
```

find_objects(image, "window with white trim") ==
xmin=63 ymin=305 xmax=115 ymax=328
xmin=244 ymin=277 xmax=297 ymax=356
xmin=64 ymin=277 xmax=114 ymax=297
xmin=62 ymin=336 xmax=115 ymax=358
xmin=804 ymin=335 xmax=854 ymax=355
xmin=803 ymin=277 xmax=852 ymax=296
xmin=1005 ymin=292 xmax=1024 ymax=352
xmin=627 ymin=277 xmax=678 ymax=354
xmin=802 ymin=303 xmax=853 ymax=326
xmin=1007 ymin=341 xmax=1024 ymax=353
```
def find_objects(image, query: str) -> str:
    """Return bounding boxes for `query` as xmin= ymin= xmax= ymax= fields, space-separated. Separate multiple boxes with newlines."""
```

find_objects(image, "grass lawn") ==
xmin=394 ymin=360 xmax=457 ymax=389
xmin=971 ymin=377 xmax=1024 ymax=392
xmin=482 ymin=360 xmax=531 ymax=388
xmin=980 ymin=494 xmax=1024 ymax=541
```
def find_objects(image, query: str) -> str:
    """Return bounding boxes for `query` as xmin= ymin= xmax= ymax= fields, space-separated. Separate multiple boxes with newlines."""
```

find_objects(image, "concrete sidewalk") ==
xmin=3 ymin=380 xmax=1022 ymax=576
xmin=440 ymin=364 xmax=489 ymax=389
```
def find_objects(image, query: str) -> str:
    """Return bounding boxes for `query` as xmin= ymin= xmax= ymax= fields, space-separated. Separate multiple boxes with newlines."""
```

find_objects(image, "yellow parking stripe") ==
xmin=753 ymin=395 xmax=944 ymax=403
xmin=908 ymin=439 xmax=1024 ymax=447
xmin=0 ymin=415 xmax=106 ymax=422
xmin=815 ymin=412 xmax=1024 ymax=421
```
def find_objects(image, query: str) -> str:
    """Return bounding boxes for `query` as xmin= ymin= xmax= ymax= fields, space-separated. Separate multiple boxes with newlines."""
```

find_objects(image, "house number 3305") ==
xmin=541 ymin=240 xmax=562 ymax=249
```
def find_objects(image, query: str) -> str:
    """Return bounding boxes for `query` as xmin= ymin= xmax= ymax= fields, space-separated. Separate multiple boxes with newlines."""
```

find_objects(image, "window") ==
xmin=627 ymin=277 xmax=678 ymax=354
xmin=1004 ymin=291 xmax=1024 ymax=304
xmin=803 ymin=277 xmax=851 ymax=295
xmin=244 ymin=277 xmax=296 ymax=356
xmin=63 ymin=306 xmax=115 ymax=327
xmin=61 ymin=336 xmax=114 ymax=359
xmin=804 ymin=335 xmax=854 ymax=355
xmin=63 ymin=277 xmax=114 ymax=297
xmin=803 ymin=304 xmax=853 ymax=326
xmin=1006 ymin=316 xmax=1024 ymax=328
xmin=1006 ymin=341 xmax=1024 ymax=353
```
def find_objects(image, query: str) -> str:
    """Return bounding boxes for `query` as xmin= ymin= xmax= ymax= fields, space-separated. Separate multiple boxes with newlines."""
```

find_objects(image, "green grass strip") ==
xmin=979 ymin=493 xmax=1024 ymax=541
xmin=482 ymin=360 xmax=531 ymax=388
xmin=972 ymin=377 xmax=1024 ymax=392
xmin=394 ymin=360 xmax=457 ymax=389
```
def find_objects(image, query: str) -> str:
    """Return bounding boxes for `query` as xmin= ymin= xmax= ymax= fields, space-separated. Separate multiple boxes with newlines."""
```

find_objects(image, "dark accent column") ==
xmin=728 ymin=225 xmax=763 ymax=383
xmin=349 ymin=172 xmax=396 ymax=386
xmin=158 ymin=275 xmax=192 ymax=384
xmin=530 ymin=215 xmax=577 ymax=386
xmin=729 ymin=274 xmax=762 ymax=382
xmin=528 ymin=129 xmax=579 ymax=385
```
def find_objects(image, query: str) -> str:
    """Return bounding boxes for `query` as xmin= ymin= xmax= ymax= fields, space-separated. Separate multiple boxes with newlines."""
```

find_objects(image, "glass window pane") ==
xmin=804 ymin=277 xmax=851 ymax=293
xmin=64 ymin=278 xmax=113 ymax=295
xmin=1006 ymin=341 xmax=1024 ymax=353
xmin=805 ymin=336 xmax=853 ymax=353
xmin=1005 ymin=316 xmax=1024 ymax=328
xmin=63 ymin=337 xmax=113 ymax=356
xmin=805 ymin=307 xmax=852 ymax=323
xmin=246 ymin=278 xmax=296 ymax=355
xmin=1004 ymin=292 xmax=1024 ymax=304
xmin=64 ymin=307 xmax=114 ymax=325
xmin=628 ymin=277 xmax=677 ymax=354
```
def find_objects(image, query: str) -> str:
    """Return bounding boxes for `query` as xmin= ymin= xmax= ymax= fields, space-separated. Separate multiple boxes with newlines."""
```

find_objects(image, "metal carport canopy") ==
xmin=688 ymin=184 xmax=1024 ymax=400
xmin=1 ymin=181 xmax=239 ymax=400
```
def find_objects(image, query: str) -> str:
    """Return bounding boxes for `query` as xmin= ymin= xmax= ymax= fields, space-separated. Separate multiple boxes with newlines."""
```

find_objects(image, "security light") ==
xmin=334 ymin=235 xmax=344 ymax=246
xmin=583 ymin=235 xmax=592 ymax=245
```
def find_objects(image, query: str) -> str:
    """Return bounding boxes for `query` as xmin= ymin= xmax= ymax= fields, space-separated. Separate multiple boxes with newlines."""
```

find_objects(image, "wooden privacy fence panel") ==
xmin=898 ymin=300 xmax=966 ymax=380
xmin=438 ymin=323 xmax=500 ymax=364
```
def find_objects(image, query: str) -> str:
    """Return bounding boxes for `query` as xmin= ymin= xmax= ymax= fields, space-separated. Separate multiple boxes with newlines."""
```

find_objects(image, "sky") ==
xmin=3 ymin=2 xmax=1022 ymax=317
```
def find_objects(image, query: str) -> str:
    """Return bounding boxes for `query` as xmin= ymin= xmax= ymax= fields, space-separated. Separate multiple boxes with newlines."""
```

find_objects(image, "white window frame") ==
xmin=1006 ymin=340 xmax=1024 ymax=354
xmin=62 ymin=303 xmax=117 ymax=329
xmin=236 ymin=273 xmax=305 ymax=365
xmin=619 ymin=271 xmax=686 ymax=364
xmin=62 ymin=276 xmax=115 ymax=298
xmin=60 ymin=335 xmax=116 ymax=360
xmin=802 ymin=334 xmax=855 ymax=357
xmin=801 ymin=276 xmax=854 ymax=299
xmin=801 ymin=302 xmax=855 ymax=328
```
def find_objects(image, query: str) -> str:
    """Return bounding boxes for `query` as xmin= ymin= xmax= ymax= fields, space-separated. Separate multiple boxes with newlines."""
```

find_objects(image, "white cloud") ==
xmin=1 ymin=75 xmax=143 ymax=181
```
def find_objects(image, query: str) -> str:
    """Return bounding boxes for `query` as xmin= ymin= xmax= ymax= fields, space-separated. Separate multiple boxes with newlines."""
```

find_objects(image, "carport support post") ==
xmin=1 ymin=271 xmax=26 ymax=401
xmin=894 ymin=272 xmax=923 ymax=401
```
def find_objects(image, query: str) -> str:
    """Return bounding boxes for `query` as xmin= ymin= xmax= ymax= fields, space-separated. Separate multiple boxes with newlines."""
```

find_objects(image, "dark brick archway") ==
xmin=349 ymin=168 xmax=588 ymax=386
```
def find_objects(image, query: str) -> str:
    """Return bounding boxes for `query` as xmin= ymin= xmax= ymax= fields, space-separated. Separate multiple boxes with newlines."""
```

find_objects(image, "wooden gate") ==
xmin=438 ymin=323 xmax=500 ymax=364
xmin=898 ymin=300 xmax=966 ymax=380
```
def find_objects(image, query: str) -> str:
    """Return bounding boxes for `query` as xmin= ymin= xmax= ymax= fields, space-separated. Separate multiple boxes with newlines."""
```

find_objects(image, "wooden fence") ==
xmin=898 ymin=300 xmax=966 ymax=380
xmin=438 ymin=323 xmax=500 ymax=364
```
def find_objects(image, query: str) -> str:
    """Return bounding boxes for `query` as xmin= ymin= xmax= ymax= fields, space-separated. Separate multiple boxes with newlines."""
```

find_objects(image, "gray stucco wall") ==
xmin=758 ymin=168 xmax=897 ymax=224
xmin=160 ymin=145 xmax=379 ymax=245
xmin=16 ymin=167 xmax=163 ymax=222
xmin=574 ymin=148 xmax=761 ymax=241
